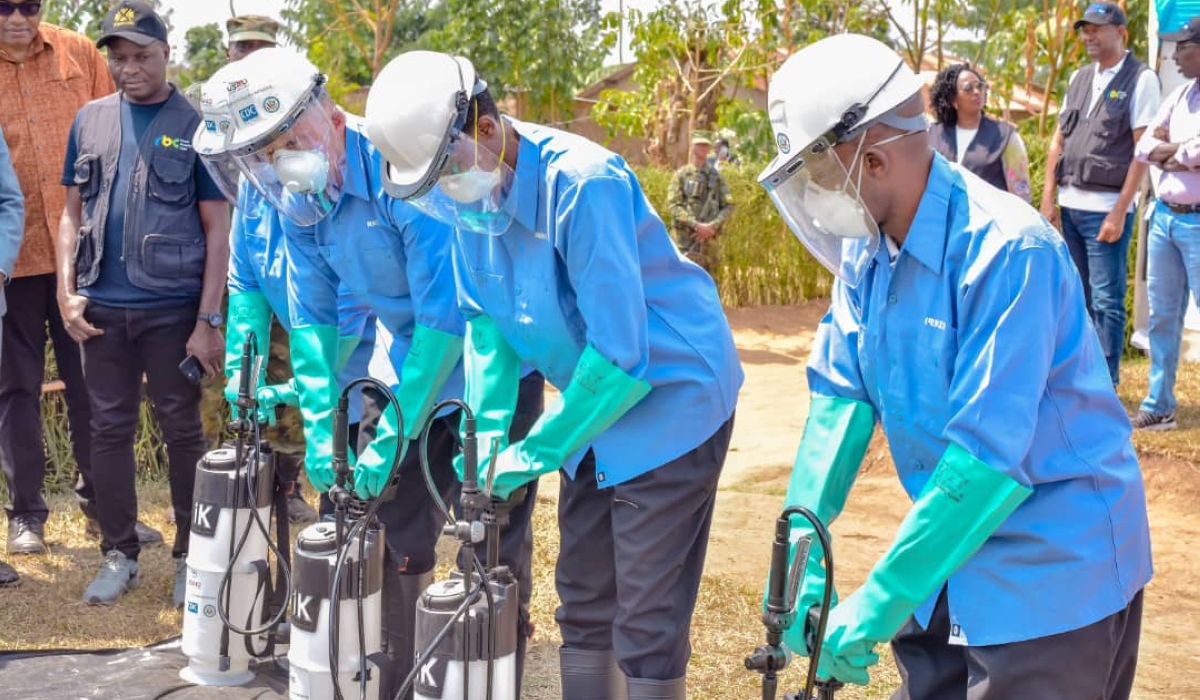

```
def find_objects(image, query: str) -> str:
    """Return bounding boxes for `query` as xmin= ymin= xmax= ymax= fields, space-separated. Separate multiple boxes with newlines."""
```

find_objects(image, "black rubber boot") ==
xmin=627 ymin=676 xmax=687 ymax=700
xmin=560 ymin=647 xmax=628 ymax=700
xmin=384 ymin=570 xmax=432 ymax=700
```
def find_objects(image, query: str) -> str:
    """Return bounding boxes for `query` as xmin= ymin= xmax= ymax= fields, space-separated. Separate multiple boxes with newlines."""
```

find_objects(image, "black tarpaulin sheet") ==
xmin=0 ymin=638 xmax=289 ymax=700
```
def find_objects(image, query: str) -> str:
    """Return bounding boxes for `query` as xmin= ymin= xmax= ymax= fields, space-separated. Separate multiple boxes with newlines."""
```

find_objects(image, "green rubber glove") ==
xmin=484 ymin=344 xmax=651 ymax=500
xmin=337 ymin=335 xmax=360 ymax=372
xmin=453 ymin=315 xmax=522 ymax=481
xmin=353 ymin=324 xmax=462 ymax=498
xmin=224 ymin=292 xmax=273 ymax=408
xmin=290 ymin=324 xmax=341 ymax=494
xmin=815 ymin=443 xmax=1032 ymax=685
xmin=772 ymin=396 xmax=875 ymax=658
xmin=253 ymin=379 xmax=298 ymax=425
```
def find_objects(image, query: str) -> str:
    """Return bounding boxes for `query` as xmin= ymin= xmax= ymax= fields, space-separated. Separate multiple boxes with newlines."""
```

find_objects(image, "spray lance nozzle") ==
xmin=748 ymin=506 xmax=841 ymax=700
xmin=228 ymin=332 xmax=265 ymax=436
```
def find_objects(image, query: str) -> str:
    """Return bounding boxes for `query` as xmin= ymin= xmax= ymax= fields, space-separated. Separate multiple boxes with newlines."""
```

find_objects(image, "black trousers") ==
xmin=556 ymin=413 xmax=735 ymax=681
xmin=81 ymin=302 xmax=207 ymax=560
xmin=890 ymin=587 xmax=1143 ymax=700
xmin=0 ymin=273 xmax=95 ymax=523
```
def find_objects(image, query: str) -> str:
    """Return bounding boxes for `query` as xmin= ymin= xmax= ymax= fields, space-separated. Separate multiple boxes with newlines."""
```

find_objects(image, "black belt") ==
xmin=1162 ymin=200 xmax=1200 ymax=214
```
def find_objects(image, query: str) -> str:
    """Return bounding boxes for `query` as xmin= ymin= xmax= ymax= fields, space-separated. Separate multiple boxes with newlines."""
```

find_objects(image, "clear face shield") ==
xmin=228 ymin=90 xmax=345 ymax=226
xmin=382 ymin=74 xmax=517 ymax=236
xmin=192 ymin=85 xmax=240 ymax=204
xmin=759 ymin=111 xmax=928 ymax=287
xmin=404 ymin=123 xmax=516 ymax=236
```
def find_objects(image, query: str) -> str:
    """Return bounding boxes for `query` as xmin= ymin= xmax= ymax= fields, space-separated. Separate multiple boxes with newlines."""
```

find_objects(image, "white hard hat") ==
xmin=365 ymin=50 xmax=483 ymax=199
xmin=192 ymin=62 xmax=242 ymax=156
xmin=763 ymin=34 xmax=925 ymax=170
xmin=223 ymin=47 xmax=325 ymax=155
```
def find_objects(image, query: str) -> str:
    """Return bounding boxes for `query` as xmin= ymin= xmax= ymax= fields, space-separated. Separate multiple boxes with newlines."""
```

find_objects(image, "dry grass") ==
xmin=1116 ymin=355 xmax=1200 ymax=464
xmin=0 ymin=478 xmax=897 ymax=698
xmin=2 ymin=353 xmax=1194 ymax=698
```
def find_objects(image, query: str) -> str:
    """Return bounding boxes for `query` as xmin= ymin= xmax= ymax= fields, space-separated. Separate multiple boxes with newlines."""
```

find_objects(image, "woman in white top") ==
xmin=928 ymin=64 xmax=1032 ymax=202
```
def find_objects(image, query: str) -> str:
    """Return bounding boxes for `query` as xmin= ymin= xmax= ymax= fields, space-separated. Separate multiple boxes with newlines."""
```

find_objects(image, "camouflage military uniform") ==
xmin=666 ymin=162 xmax=734 ymax=273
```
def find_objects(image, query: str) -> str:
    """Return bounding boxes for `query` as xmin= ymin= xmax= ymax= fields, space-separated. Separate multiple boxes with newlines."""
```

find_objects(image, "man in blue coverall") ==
xmin=210 ymin=48 xmax=544 ymax=697
xmin=194 ymin=49 xmax=365 ymax=528
xmin=364 ymin=50 xmax=745 ymax=700
xmin=757 ymin=34 xmax=1151 ymax=699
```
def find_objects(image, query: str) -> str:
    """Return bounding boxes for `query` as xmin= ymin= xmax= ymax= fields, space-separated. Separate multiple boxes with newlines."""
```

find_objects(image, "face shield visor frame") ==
xmin=759 ymin=130 xmax=882 ymax=287
xmin=760 ymin=62 xmax=928 ymax=287
xmin=227 ymin=79 xmax=345 ymax=226
xmin=192 ymin=82 xmax=240 ymax=205
xmin=400 ymin=124 xmax=517 ymax=237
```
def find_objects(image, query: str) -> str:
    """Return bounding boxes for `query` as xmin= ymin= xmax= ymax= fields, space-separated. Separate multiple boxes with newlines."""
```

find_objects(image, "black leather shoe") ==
xmin=7 ymin=515 xmax=46 ymax=555
xmin=84 ymin=517 xmax=165 ymax=546
xmin=0 ymin=559 xmax=17 ymax=586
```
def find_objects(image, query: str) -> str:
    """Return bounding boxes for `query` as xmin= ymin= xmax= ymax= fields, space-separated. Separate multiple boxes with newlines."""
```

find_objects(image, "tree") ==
xmin=592 ymin=0 xmax=888 ymax=167
xmin=44 ymin=0 xmax=174 ymax=40
xmin=174 ymin=24 xmax=226 ymax=90
xmin=425 ymin=0 xmax=609 ymax=125
xmin=283 ymin=0 xmax=447 ymax=102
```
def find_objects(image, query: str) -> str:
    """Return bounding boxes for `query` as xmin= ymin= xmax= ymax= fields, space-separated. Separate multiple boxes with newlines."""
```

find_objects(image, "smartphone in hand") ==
xmin=178 ymin=355 xmax=207 ymax=385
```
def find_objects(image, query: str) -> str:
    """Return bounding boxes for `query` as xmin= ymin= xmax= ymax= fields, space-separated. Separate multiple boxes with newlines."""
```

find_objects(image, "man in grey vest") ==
xmin=55 ymin=0 xmax=230 ymax=606
xmin=0 ymin=126 xmax=26 ymax=586
xmin=1040 ymin=2 xmax=1160 ymax=386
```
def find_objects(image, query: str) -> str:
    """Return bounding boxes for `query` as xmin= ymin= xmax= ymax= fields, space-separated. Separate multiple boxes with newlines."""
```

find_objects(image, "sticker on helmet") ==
xmin=263 ymin=96 xmax=281 ymax=113
xmin=776 ymin=133 xmax=791 ymax=154
xmin=239 ymin=104 xmax=260 ymax=123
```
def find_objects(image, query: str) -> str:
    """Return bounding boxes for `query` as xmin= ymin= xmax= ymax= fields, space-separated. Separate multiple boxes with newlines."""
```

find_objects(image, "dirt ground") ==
xmin=705 ymin=301 xmax=1200 ymax=700
xmin=1 ymin=302 xmax=1197 ymax=700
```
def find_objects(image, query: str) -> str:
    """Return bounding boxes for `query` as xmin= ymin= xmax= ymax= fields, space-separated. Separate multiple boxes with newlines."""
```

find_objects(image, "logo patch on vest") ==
xmin=155 ymin=134 xmax=192 ymax=151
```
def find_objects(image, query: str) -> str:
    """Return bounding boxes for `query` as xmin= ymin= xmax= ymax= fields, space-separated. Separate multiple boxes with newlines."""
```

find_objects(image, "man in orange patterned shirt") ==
xmin=0 ymin=1 xmax=163 ymax=560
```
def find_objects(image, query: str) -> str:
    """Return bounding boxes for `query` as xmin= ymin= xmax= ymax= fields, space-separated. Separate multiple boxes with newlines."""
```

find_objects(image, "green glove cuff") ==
xmin=290 ymin=325 xmax=341 ymax=494
xmin=773 ymin=396 xmax=874 ymax=653
xmin=515 ymin=344 xmax=652 ymax=477
xmin=852 ymin=443 xmax=1032 ymax=642
xmin=785 ymin=396 xmax=876 ymax=522
xmin=224 ymin=291 xmax=273 ymax=402
xmin=355 ymin=325 xmax=461 ymax=497
xmin=456 ymin=315 xmax=522 ymax=478
xmin=398 ymin=324 xmax=464 ymax=442
xmin=336 ymin=335 xmax=360 ymax=372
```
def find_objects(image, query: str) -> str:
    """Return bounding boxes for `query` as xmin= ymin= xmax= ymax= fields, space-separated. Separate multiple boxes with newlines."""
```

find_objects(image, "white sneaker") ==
xmin=83 ymin=550 xmax=140 ymax=605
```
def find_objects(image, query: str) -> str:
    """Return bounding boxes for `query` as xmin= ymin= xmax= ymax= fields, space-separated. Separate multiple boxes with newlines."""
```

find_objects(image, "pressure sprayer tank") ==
xmin=413 ymin=571 xmax=519 ymax=700
xmin=180 ymin=446 xmax=276 ymax=686
xmin=288 ymin=520 xmax=386 ymax=700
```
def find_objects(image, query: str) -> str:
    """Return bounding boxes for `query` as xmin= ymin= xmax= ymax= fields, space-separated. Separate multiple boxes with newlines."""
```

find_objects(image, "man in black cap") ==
xmin=1040 ymin=1 xmax=1160 ymax=387
xmin=56 ymin=0 xmax=229 ymax=606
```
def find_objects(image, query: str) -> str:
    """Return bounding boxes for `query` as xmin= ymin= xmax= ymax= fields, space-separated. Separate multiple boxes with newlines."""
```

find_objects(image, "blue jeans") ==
xmin=1060 ymin=206 xmax=1134 ymax=385
xmin=1141 ymin=203 xmax=1200 ymax=414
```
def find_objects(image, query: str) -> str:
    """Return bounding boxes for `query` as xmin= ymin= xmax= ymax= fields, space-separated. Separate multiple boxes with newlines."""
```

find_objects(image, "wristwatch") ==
xmin=198 ymin=312 xmax=224 ymax=328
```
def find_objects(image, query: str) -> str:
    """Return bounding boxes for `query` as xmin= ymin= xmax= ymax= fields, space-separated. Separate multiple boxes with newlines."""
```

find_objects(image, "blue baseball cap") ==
xmin=1074 ymin=2 xmax=1128 ymax=30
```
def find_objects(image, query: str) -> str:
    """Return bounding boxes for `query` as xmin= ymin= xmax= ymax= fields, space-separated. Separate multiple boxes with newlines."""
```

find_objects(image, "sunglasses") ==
xmin=960 ymin=80 xmax=988 ymax=94
xmin=0 ymin=2 xmax=42 ymax=17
